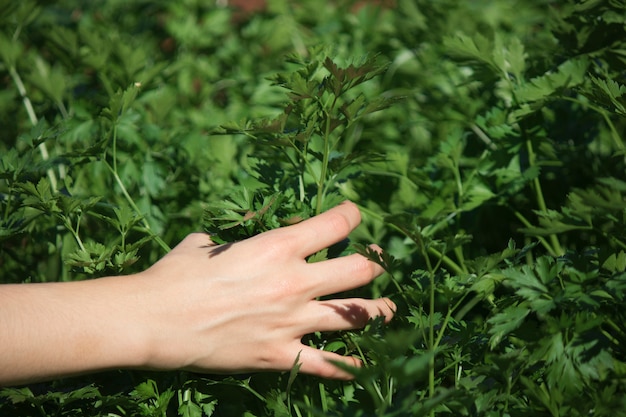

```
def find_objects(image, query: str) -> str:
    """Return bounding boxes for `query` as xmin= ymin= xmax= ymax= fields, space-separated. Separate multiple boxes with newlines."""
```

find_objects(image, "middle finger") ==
xmin=302 ymin=252 xmax=385 ymax=298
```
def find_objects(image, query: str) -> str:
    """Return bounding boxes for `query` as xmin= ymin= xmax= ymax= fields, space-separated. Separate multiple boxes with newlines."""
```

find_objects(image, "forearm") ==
xmin=0 ymin=276 xmax=149 ymax=386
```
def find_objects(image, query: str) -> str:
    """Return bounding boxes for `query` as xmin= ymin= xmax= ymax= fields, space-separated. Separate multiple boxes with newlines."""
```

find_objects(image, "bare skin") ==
xmin=0 ymin=201 xmax=395 ymax=386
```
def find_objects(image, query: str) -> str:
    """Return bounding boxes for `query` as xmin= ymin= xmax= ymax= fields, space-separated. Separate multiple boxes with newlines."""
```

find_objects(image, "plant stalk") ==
xmin=524 ymin=139 xmax=564 ymax=256
xmin=9 ymin=65 xmax=58 ymax=192
xmin=106 ymin=125 xmax=171 ymax=252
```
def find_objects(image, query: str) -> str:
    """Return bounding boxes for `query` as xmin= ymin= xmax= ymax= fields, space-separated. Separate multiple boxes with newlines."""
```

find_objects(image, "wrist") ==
xmin=91 ymin=273 xmax=154 ymax=371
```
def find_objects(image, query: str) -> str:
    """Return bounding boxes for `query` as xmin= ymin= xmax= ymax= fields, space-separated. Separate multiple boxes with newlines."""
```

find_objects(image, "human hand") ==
xmin=135 ymin=201 xmax=395 ymax=379
xmin=0 ymin=201 xmax=394 ymax=385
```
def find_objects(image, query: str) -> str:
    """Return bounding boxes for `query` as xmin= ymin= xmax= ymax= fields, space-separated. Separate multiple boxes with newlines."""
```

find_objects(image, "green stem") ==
xmin=428 ymin=292 xmax=436 ymax=414
xmin=434 ymin=292 xmax=470 ymax=348
xmin=561 ymin=96 xmax=624 ymax=151
xmin=605 ymin=318 xmax=624 ymax=339
xmin=414 ymin=233 xmax=436 ymax=408
xmin=112 ymin=124 xmax=119 ymax=177
xmin=603 ymin=232 xmax=626 ymax=251
xmin=105 ymin=161 xmax=170 ymax=253
xmin=105 ymin=126 xmax=170 ymax=252
xmin=352 ymin=333 xmax=369 ymax=364
xmin=61 ymin=216 xmax=86 ymax=252
xmin=600 ymin=109 xmax=624 ymax=150
xmin=371 ymin=382 xmax=385 ymax=408
xmin=280 ymin=140 xmax=313 ymax=181
xmin=3 ymin=185 xmax=14 ymax=222
xmin=37 ymin=403 xmax=47 ymax=417
xmin=525 ymin=139 xmax=563 ymax=256
xmin=515 ymin=211 xmax=566 ymax=290
xmin=239 ymin=380 xmax=266 ymax=402
xmin=452 ymin=159 xmax=463 ymax=203
xmin=601 ymin=328 xmax=620 ymax=346
xmin=74 ymin=211 xmax=85 ymax=250
xmin=57 ymin=99 xmax=70 ymax=120
xmin=454 ymin=294 xmax=483 ymax=321
xmin=453 ymin=246 xmax=468 ymax=274
xmin=357 ymin=205 xmax=465 ymax=276
xmin=318 ymin=382 xmax=328 ymax=413
xmin=470 ymin=123 xmax=497 ymax=150
xmin=277 ymin=137 xmax=316 ymax=202
xmin=426 ymin=246 xmax=465 ymax=276
xmin=9 ymin=65 xmax=58 ymax=192
xmin=512 ymin=210 xmax=557 ymax=256
xmin=316 ymin=112 xmax=332 ymax=215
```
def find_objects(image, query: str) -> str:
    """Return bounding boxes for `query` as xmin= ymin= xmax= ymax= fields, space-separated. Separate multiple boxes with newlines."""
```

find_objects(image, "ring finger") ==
xmin=298 ymin=297 xmax=396 ymax=334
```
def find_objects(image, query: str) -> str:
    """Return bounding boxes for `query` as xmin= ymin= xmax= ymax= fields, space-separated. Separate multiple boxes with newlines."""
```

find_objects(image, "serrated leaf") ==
xmin=113 ymin=248 xmax=139 ymax=269
xmin=132 ymin=379 xmax=159 ymax=400
xmin=460 ymin=181 xmax=495 ymax=211
xmin=488 ymin=304 xmax=530 ymax=348
xmin=492 ymin=34 xmax=526 ymax=81
xmin=591 ymin=76 xmax=626 ymax=114
xmin=515 ymin=57 xmax=588 ymax=103
xmin=602 ymin=251 xmax=626 ymax=273
xmin=286 ymin=351 xmax=302 ymax=400
xmin=0 ymin=387 xmax=35 ymax=404
xmin=470 ymin=272 xmax=504 ymax=297
xmin=307 ymin=248 xmax=328 ymax=263
xmin=444 ymin=32 xmax=494 ymax=68
xmin=502 ymin=262 xmax=556 ymax=314
xmin=101 ymin=83 xmax=141 ymax=122
xmin=520 ymin=209 xmax=592 ymax=236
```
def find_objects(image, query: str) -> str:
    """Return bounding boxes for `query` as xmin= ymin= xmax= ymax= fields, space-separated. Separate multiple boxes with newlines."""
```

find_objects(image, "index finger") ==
xmin=278 ymin=201 xmax=362 ymax=257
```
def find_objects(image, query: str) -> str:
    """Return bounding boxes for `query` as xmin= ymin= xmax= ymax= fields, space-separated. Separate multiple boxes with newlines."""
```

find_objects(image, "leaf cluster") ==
xmin=2 ymin=0 xmax=626 ymax=416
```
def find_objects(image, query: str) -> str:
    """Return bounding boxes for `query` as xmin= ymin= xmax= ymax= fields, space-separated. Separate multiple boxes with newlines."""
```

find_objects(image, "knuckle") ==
xmin=252 ymin=230 xmax=294 ymax=260
xmin=183 ymin=232 xmax=215 ymax=248
xmin=325 ymin=210 xmax=353 ymax=238
xmin=352 ymin=254 xmax=378 ymax=278
xmin=270 ymin=276 xmax=300 ymax=299
xmin=184 ymin=232 xmax=205 ymax=243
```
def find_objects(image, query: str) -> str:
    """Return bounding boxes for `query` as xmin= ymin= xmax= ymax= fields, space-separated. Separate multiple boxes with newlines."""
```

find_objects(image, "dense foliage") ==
xmin=1 ymin=0 xmax=626 ymax=415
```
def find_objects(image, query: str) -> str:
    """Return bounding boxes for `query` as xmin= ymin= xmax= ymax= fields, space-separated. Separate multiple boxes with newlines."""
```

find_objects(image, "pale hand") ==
xmin=140 ymin=200 xmax=395 ymax=378
xmin=0 ymin=201 xmax=395 ymax=385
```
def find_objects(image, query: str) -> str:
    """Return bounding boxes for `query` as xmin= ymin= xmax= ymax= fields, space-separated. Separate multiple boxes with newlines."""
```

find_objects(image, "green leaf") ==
xmin=502 ymin=262 xmax=556 ymax=314
xmin=18 ymin=178 xmax=61 ymax=214
xmin=515 ymin=57 xmax=589 ymax=103
xmin=591 ymin=76 xmax=626 ymax=114
xmin=101 ymin=83 xmax=141 ymax=122
xmin=0 ymin=387 xmax=35 ymax=404
xmin=0 ymin=34 xmax=22 ymax=69
xmin=64 ymin=241 xmax=112 ymax=273
xmin=26 ymin=58 xmax=67 ymax=105
xmin=520 ymin=209 xmax=592 ymax=236
xmin=602 ymin=251 xmax=626 ymax=273
xmin=459 ymin=180 xmax=495 ymax=211
xmin=444 ymin=32 xmax=494 ymax=68
xmin=488 ymin=304 xmax=530 ymax=348
xmin=492 ymin=34 xmax=526 ymax=81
